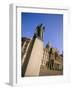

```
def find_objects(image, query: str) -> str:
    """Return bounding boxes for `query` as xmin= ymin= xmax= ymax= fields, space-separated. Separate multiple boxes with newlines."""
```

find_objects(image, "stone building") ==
xmin=21 ymin=37 xmax=32 ymax=66
xmin=41 ymin=42 xmax=63 ymax=71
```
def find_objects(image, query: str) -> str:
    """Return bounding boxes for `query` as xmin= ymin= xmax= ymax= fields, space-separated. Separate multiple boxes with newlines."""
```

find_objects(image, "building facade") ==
xmin=21 ymin=37 xmax=31 ymax=66
xmin=41 ymin=42 xmax=63 ymax=71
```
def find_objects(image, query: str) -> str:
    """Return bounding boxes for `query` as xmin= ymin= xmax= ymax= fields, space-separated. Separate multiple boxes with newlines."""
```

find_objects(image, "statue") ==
xmin=34 ymin=24 xmax=45 ymax=40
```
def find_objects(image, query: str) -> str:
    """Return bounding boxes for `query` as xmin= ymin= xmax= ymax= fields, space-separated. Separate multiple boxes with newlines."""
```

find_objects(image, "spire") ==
xmin=46 ymin=41 xmax=51 ymax=48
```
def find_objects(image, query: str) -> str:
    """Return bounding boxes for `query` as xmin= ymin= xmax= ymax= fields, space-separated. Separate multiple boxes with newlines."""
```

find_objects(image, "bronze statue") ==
xmin=34 ymin=24 xmax=45 ymax=40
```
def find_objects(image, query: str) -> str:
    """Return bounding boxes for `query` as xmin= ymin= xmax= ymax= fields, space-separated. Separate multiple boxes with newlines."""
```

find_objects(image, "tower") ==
xmin=46 ymin=41 xmax=51 ymax=52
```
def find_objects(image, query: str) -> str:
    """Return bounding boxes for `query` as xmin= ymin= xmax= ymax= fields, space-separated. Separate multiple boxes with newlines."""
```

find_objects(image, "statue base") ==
xmin=25 ymin=37 xmax=43 ymax=76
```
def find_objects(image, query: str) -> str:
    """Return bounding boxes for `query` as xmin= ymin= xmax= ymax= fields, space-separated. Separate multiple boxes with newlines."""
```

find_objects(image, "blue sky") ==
xmin=21 ymin=12 xmax=63 ymax=53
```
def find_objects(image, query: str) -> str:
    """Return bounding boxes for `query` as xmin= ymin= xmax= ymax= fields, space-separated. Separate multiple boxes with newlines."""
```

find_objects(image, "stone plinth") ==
xmin=25 ymin=38 xmax=43 ymax=76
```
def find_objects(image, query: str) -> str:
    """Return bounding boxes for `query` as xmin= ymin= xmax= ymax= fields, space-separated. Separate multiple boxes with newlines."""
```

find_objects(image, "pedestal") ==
xmin=25 ymin=38 xmax=43 ymax=76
